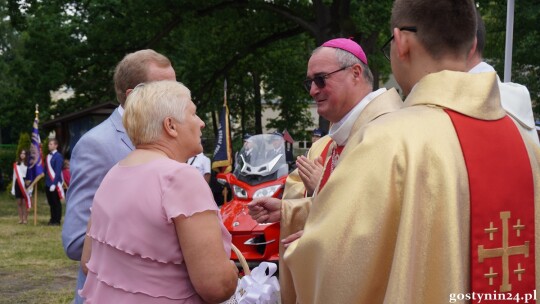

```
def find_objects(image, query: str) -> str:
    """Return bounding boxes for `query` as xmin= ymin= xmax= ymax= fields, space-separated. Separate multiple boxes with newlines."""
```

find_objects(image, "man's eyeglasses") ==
xmin=303 ymin=66 xmax=350 ymax=92
xmin=380 ymin=26 xmax=417 ymax=61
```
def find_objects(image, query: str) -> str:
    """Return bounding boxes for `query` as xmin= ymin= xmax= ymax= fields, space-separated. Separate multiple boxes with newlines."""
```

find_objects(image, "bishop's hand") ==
xmin=247 ymin=197 xmax=282 ymax=224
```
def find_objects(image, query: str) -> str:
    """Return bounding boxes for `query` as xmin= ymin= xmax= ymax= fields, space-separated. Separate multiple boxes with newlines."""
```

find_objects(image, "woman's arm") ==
xmin=11 ymin=166 xmax=16 ymax=195
xmin=174 ymin=211 xmax=238 ymax=303
xmin=80 ymin=218 xmax=92 ymax=276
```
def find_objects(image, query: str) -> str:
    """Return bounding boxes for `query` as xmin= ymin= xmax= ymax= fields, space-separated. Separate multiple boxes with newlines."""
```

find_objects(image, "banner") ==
xmin=282 ymin=129 xmax=294 ymax=144
xmin=282 ymin=129 xmax=295 ymax=169
xmin=26 ymin=117 xmax=44 ymax=190
xmin=212 ymin=104 xmax=233 ymax=173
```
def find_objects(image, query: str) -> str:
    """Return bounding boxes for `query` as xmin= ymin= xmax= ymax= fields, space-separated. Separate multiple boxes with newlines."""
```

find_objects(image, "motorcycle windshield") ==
xmin=234 ymin=134 xmax=288 ymax=184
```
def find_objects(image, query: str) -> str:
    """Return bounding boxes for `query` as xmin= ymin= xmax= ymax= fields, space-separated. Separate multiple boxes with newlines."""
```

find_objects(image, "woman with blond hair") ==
xmin=80 ymin=80 xmax=238 ymax=303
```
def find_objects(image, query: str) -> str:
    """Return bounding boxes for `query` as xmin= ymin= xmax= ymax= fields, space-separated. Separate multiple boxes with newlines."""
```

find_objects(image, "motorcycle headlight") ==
xmin=253 ymin=185 xmax=281 ymax=198
xmin=233 ymin=185 xmax=248 ymax=198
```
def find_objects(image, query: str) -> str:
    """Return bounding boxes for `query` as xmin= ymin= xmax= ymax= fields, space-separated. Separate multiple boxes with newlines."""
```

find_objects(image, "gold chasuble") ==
xmin=283 ymin=71 xmax=540 ymax=304
xmin=279 ymin=88 xmax=403 ymax=304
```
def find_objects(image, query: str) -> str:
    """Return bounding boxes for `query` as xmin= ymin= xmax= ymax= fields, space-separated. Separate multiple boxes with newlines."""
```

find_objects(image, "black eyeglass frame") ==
xmin=380 ymin=26 xmax=417 ymax=61
xmin=303 ymin=66 xmax=350 ymax=92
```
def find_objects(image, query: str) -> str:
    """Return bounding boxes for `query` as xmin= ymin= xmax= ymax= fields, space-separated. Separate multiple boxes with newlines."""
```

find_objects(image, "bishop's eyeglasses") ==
xmin=303 ymin=66 xmax=351 ymax=92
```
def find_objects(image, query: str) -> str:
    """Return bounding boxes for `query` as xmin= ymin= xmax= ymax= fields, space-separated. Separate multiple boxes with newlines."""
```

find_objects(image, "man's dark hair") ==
xmin=391 ymin=0 xmax=477 ymax=59
xmin=475 ymin=9 xmax=486 ymax=57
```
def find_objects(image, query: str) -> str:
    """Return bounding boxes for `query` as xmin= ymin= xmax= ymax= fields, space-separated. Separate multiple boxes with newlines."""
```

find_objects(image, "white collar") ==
xmin=118 ymin=105 xmax=125 ymax=116
xmin=468 ymin=61 xmax=496 ymax=74
xmin=329 ymin=88 xmax=387 ymax=146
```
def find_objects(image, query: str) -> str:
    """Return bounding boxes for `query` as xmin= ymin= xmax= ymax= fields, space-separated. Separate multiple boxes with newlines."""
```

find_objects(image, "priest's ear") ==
xmin=393 ymin=27 xmax=411 ymax=61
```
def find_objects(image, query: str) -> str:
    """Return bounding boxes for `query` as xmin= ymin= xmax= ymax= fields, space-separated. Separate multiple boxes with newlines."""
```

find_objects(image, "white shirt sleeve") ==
xmin=202 ymin=155 xmax=211 ymax=175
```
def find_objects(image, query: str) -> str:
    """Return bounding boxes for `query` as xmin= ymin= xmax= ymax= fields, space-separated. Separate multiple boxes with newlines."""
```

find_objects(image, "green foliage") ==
xmin=0 ymin=133 xmax=32 ymax=193
xmin=477 ymin=0 xmax=540 ymax=116
xmin=16 ymin=132 xmax=31 ymax=158
xmin=0 ymin=145 xmax=17 ymax=191
xmin=3 ymin=0 xmax=536 ymax=144
xmin=1 ymin=0 xmax=400 ymax=142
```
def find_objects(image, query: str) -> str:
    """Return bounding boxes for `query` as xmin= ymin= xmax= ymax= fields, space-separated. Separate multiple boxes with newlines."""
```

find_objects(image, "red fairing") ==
xmin=217 ymin=133 xmax=290 ymax=264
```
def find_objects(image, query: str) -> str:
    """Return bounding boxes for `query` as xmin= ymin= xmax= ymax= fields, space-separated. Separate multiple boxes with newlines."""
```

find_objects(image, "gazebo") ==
xmin=42 ymin=102 xmax=117 ymax=158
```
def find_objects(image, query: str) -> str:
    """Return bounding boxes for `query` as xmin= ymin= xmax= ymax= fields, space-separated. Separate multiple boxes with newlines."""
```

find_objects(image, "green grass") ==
xmin=0 ymin=192 xmax=78 ymax=304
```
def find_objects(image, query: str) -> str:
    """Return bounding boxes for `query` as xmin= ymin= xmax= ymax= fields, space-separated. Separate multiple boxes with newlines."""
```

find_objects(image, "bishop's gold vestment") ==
xmin=279 ymin=88 xmax=403 ymax=304
xmin=283 ymin=71 xmax=540 ymax=303
xmin=280 ymin=135 xmax=331 ymax=304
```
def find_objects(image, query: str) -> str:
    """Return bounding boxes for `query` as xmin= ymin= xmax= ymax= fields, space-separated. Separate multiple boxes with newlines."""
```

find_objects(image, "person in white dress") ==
xmin=11 ymin=149 xmax=30 ymax=224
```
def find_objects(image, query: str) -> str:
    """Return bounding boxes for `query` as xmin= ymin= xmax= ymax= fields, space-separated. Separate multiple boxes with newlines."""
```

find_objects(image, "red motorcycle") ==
xmin=217 ymin=134 xmax=289 ymax=265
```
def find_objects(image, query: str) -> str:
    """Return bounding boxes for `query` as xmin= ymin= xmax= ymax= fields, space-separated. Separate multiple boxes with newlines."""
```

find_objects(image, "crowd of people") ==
xmin=5 ymin=0 xmax=537 ymax=303
xmin=10 ymin=140 xmax=71 ymax=226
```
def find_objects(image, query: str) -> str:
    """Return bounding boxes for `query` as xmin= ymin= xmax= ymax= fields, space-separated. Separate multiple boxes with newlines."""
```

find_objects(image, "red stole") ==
xmin=318 ymin=143 xmax=344 ymax=193
xmin=446 ymin=110 xmax=535 ymax=299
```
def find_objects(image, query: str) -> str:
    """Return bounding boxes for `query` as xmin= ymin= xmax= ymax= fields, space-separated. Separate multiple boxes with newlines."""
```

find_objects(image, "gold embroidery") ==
xmin=484 ymin=267 xmax=498 ymax=286
xmin=484 ymin=222 xmax=498 ymax=241
xmin=330 ymin=146 xmax=339 ymax=172
xmin=513 ymin=219 xmax=525 ymax=237
xmin=514 ymin=263 xmax=525 ymax=281
xmin=478 ymin=211 xmax=530 ymax=292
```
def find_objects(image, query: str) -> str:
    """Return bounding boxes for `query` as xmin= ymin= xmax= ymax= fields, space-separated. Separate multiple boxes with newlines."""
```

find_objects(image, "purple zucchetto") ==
xmin=322 ymin=38 xmax=368 ymax=64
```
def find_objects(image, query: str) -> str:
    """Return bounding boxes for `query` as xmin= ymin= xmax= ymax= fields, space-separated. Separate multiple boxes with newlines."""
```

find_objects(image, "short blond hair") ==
xmin=113 ymin=49 xmax=172 ymax=105
xmin=123 ymin=80 xmax=190 ymax=146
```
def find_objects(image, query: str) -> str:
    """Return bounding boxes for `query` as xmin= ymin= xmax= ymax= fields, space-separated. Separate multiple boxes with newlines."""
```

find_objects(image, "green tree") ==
xmin=16 ymin=132 xmax=31 ymax=159
xmin=0 ymin=0 xmax=32 ymax=143
xmin=10 ymin=0 xmax=537 ymax=146
xmin=478 ymin=0 xmax=540 ymax=117
xmin=4 ymin=0 xmax=397 ymax=139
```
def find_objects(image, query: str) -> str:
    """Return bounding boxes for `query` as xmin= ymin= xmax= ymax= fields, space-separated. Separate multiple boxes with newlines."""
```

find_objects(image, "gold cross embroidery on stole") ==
xmin=478 ymin=211 xmax=530 ymax=292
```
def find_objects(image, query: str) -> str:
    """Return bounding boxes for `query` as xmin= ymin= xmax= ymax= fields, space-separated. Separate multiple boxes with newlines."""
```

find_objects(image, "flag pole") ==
xmin=33 ymin=183 xmax=38 ymax=226
xmin=33 ymin=105 xmax=39 ymax=226
xmin=503 ymin=0 xmax=515 ymax=82
xmin=222 ymin=79 xmax=229 ymax=202
xmin=25 ymin=104 xmax=44 ymax=226
xmin=223 ymin=79 xmax=227 ymax=106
